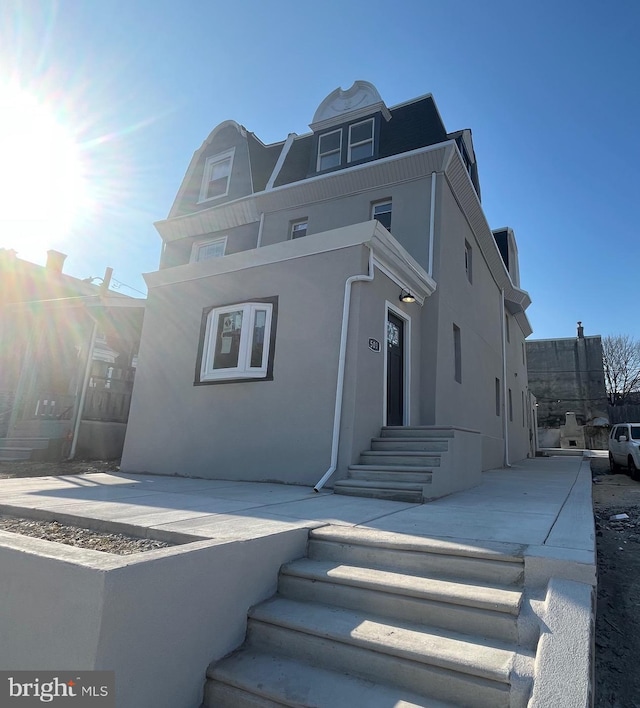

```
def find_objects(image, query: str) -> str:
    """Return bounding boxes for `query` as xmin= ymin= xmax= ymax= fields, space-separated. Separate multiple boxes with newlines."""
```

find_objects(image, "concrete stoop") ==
xmin=204 ymin=526 xmax=536 ymax=708
xmin=334 ymin=427 xmax=454 ymax=503
xmin=0 ymin=437 xmax=51 ymax=461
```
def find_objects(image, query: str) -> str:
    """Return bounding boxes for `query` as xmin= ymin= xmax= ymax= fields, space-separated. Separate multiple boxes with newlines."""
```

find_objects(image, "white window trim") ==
xmin=382 ymin=301 xmax=411 ymax=427
xmin=290 ymin=219 xmax=308 ymax=240
xmin=371 ymin=200 xmax=392 ymax=221
xmin=190 ymin=236 xmax=228 ymax=264
xmin=200 ymin=302 xmax=273 ymax=381
xmin=198 ymin=148 xmax=235 ymax=203
xmin=348 ymin=118 xmax=374 ymax=163
xmin=317 ymin=129 xmax=342 ymax=172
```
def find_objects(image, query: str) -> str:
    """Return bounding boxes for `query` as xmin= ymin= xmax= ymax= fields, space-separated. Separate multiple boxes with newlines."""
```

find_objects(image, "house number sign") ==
xmin=368 ymin=338 xmax=381 ymax=352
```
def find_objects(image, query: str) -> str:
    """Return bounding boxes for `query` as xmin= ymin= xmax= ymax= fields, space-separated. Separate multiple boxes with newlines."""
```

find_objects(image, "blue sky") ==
xmin=1 ymin=0 xmax=638 ymax=340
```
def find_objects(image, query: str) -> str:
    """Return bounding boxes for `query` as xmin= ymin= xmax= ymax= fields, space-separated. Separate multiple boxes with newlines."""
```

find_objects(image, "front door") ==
xmin=386 ymin=311 xmax=404 ymax=426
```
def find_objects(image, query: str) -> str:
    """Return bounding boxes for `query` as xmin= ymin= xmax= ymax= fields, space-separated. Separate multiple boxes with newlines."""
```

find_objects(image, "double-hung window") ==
xmin=317 ymin=130 xmax=341 ymax=171
xmin=199 ymin=300 xmax=275 ymax=382
xmin=199 ymin=149 xmax=234 ymax=202
xmin=348 ymin=118 xmax=374 ymax=162
xmin=190 ymin=237 xmax=227 ymax=263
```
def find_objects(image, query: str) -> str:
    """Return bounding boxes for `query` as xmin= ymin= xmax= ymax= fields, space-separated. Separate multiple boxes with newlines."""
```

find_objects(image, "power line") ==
xmin=110 ymin=279 xmax=147 ymax=297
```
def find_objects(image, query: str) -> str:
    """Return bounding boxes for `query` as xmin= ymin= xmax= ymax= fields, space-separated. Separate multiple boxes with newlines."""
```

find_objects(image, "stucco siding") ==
xmin=122 ymin=245 xmax=367 ymax=484
xmin=260 ymin=178 xmax=433 ymax=272
xmin=505 ymin=315 xmax=532 ymax=462
xmin=336 ymin=268 xmax=422 ymax=481
xmin=172 ymin=124 xmax=254 ymax=217
xmin=431 ymin=178 xmax=504 ymax=467
xmin=161 ymin=221 xmax=260 ymax=269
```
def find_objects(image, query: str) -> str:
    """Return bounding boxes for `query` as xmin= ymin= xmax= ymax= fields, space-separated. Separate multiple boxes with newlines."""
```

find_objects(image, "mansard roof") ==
xmin=168 ymin=83 xmax=481 ymax=217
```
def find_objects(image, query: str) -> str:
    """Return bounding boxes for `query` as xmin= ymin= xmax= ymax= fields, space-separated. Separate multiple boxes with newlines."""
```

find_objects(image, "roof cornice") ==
xmin=145 ymin=220 xmax=436 ymax=304
xmin=310 ymin=80 xmax=391 ymax=132
xmin=442 ymin=145 xmax=533 ymax=336
xmin=310 ymin=102 xmax=392 ymax=133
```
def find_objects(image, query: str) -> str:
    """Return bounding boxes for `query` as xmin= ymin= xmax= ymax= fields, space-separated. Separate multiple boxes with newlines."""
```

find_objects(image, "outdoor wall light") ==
xmin=399 ymin=290 xmax=416 ymax=303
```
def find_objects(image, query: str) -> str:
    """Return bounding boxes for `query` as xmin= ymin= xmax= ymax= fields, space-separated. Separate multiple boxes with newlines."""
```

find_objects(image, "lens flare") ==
xmin=0 ymin=83 xmax=91 ymax=260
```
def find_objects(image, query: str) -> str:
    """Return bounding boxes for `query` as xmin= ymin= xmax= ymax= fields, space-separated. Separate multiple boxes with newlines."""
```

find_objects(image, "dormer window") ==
xmin=317 ymin=130 xmax=342 ymax=171
xmin=348 ymin=119 xmax=374 ymax=163
xmin=199 ymin=149 xmax=234 ymax=202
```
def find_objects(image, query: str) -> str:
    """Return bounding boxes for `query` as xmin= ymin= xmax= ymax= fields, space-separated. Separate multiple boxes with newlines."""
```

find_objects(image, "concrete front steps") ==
xmin=0 ymin=437 xmax=51 ymax=461
xmin=335 ymin=427 xmax=465 ymax=503
xmin=204 ymin=526 xmax=534 ymax=708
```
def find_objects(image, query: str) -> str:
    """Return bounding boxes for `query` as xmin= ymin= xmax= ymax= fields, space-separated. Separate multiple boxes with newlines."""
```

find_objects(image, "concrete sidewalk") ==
xmin=0 ymin=454 xmax=595 ymax=584
xmin=0 ymin=454 xmax=596 ymax=707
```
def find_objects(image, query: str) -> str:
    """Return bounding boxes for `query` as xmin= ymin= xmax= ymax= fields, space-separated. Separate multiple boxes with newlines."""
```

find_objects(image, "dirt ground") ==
xmin=592 ymin=455 xmax=640 ymax=708
xmin=0 ymin=458 xmax=119 ymax=479
xmin=0 ymin=457 xmax=638 ymax=703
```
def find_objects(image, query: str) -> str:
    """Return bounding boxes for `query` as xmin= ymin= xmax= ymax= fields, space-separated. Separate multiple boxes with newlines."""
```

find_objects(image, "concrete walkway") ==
xmin=0 ymin=455 xmax=596 ymax=707
xmin=0 ymin=455 xmax=594 ymax=575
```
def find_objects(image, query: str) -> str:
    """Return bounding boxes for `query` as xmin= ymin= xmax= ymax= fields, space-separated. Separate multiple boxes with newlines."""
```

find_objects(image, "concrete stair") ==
xmin=0 ymin=437 xmax=50 ymax=461
xmin=334 ymin=426 xmax=456 ymax=503
xmin=204 ymin=526 xmax=534 ymax=707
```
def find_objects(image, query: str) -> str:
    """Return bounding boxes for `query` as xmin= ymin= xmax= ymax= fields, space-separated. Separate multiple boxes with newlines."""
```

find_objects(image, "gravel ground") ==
xmin=0 ymin=458 xmax=119 ymax=479
xmin=592 ymin=456 xmax=640 ymax=707
xmin=0 ymin=515 xmax=172 ymax=554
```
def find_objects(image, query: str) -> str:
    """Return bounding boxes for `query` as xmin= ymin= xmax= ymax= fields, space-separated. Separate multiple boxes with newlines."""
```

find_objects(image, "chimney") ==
xmin=46 ymin=249 xmax=67 ymax=274
xmin=577 ymin=321 xmax=584 ymax=339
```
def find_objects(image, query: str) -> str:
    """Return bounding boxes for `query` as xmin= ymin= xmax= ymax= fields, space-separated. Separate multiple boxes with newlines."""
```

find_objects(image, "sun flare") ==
xmin=0 ymin=84 xmax=89 ymax=260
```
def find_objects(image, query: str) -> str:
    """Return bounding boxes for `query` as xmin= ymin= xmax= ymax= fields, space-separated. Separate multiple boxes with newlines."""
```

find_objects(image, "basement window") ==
xmin=197 ymin=298 xmax=277 ymax=383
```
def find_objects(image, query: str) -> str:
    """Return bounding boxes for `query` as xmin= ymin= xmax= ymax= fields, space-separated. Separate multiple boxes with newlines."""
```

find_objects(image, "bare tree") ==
xmin=603 ymin=335 xmax=640 ymax=405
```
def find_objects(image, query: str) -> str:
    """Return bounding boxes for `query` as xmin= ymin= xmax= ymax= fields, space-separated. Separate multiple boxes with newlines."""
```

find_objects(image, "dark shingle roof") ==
xmin=247 ymin=132 xmax=282 ymax=193
xmin=379 ymin=96 xmax=448 ymax=158
xmin=273 ymin=96 xmax=452 ymax=188
xmin=273 ymin=134 xmax=313 ymax=188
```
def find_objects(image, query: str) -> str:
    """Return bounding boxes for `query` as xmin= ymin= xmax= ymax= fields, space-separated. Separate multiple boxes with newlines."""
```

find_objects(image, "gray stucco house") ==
xmin=121 ymin=81 xmax=534 ymax=500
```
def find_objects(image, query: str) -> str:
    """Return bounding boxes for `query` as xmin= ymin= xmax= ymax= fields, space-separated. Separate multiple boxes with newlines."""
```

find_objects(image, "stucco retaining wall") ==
xmin=0 ymin=524 xmax=308 ymax=708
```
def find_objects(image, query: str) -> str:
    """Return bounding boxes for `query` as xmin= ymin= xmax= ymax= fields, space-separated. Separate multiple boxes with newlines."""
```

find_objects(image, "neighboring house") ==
xmin=526 ymin=322 xmax=608 ymax=449
xmin=526 ymin=323 xmax=608 ymax=428
xmin=0 ymin=248 xmax=144 ymax=460
xmin=121 ymin=81 xmax=534 ymax=498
